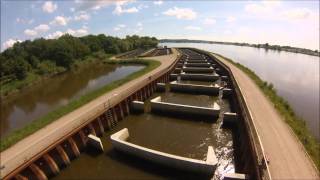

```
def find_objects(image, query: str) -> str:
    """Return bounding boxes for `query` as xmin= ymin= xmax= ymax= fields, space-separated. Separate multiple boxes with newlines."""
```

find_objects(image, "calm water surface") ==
xmin=0 ymin=64 xmax=144 ymax=138
xmin=162 ymin=42 xmax=320 ymax=140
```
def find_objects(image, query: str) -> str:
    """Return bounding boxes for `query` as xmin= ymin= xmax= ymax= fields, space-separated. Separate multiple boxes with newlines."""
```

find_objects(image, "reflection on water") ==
xmin=0 ymin=64 xmax=144 ymax=138
xmin=162 ymin=42 xmax=320 ymax=140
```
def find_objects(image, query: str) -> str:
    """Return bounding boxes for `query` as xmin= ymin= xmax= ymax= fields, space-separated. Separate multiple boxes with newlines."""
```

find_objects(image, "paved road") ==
xmin=213 ymin=54 xmax=319 ymax=179
xmin=0 ymin=49 xmax=179 ymax=179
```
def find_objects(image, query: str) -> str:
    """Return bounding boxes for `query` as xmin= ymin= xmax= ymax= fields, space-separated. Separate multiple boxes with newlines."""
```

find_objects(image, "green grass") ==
xmin=213 ymin=53 xmax=320 ymax=170
xmin=0 ymin=59 xmax=160 ymax=151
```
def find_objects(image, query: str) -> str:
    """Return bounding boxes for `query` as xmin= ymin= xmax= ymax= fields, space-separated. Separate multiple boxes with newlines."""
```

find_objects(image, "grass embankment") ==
xmin=0 ymin=59 xmax=160 ymax=151
xmin=214 ymin=53 xmax=320 ymax=170
xmin=0 ymin=52 xmax=113 ymax=99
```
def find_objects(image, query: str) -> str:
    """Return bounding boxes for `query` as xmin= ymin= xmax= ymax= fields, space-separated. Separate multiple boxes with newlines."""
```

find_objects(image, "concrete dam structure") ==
xmin=0 ymin=48 xmax=272 ymax=180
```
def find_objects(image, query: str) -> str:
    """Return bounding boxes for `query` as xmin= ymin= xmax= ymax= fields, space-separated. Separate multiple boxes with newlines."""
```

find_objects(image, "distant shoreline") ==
xmin=160 ymin=39 xmax=320 ymax=57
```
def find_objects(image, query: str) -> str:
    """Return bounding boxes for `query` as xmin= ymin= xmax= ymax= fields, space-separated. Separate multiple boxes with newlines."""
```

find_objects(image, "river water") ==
xmin=161 ymin=42 xmax=320 ymax=140
xmin=0 ymin=64 xmax=144 ymax=138
xmin=54 ymin=87 xmax=234 ymax=180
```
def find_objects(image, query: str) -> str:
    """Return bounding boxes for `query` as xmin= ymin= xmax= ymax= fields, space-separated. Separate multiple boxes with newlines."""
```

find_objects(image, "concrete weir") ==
xmin=184 ymin=62 xmax=211 ymax=67
xmin=180 ymin=72 xmax=220 ymax=81
xmin=110 ymin=128 xmax=218 ymax=175
xmin=182 ymin=66 xmax=214 ymax=73
xmin=150 ymin=96 xmax=220 ymax=117
xmin=170 ymin=80 xmax=221 ymax=95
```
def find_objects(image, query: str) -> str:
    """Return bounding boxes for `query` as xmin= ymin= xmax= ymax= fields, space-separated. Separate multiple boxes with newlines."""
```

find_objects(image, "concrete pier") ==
xmin=150 ymin=96 xmax=220 ymax=117
xmin=156 ymin=82 xmax=166 ymax=92
xmin=131 ymin=101 xmax=145 ymax=112
xmin=169 ymin=81 xmax=221 ymax=95
xmin=87 ymin=134 xmax=104 ymax=152
xmin=110 ymin=128 xmax=218 ymax=175
xmin=223 ymin=112 xmax=238 ymax=126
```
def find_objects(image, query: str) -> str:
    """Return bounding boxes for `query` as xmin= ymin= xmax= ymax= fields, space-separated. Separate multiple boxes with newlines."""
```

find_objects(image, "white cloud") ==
xmin=163 ymin=7 xmax=197 ymax=20
xmin=203 ymin=18 xmax=216 ymax=25
xmin=154 ymin=1 xmax=163 ymax=5
xmin=16 ymin=18 xmax=34 ymax=24
xmin=50 ymin=16 xmax=69 ymax=26
xmin=113 ymin=24 xmax=126 ymax=31
xmin=74 ymin=12 xmax=91 ymax=21
xmin=24 ymin=29 xmax=37 ymax=36
xmin=2 ymin=39 xmax=22 ymax=50
xmin=137 ymin=22 xmax=142 ymax=27
xmin=245 ymin=1 xmax=281 ymax=14
xmin=113 ymin=1 xmax=139 ymax=15
xmin=70 ymin=7 xmax=75 ymax=12
xmin=282 ymin=8 xmax=311 ymax=20
xmin=42 ymin=1 xmax=57 ymax=13
xmin=34 ymin=24 xmax=50 ymax=32
xmin=75 ymin=0 xmax=114 ymax=11
xmin=185 ymin=26 xmax=201 ymax=31
xmin=226 ymin=16 xmax=236 ymax=23
xmin=46 ymin=28 xmax=88 ymax=39
xmin=66 ymin=28 xmax=88 ymax=37
xmin=46 ymin=31 xmax=64 ymax=39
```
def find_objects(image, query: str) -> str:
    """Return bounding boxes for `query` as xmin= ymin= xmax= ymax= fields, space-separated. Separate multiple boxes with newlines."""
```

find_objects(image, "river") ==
xmin=161 ymin=42 xmax=320 ymax=140
xmin=0 ymin=63 xmax=144 ymax=138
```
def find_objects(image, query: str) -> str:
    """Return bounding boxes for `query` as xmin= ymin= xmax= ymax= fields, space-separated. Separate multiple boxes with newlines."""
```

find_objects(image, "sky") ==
xmin=1 ymin=0 xmax=319 ymax=51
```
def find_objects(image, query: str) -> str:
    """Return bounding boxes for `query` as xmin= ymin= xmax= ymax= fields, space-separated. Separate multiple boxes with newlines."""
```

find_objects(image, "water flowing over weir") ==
xmin=2 ymin=48 xmax=269 ymax=180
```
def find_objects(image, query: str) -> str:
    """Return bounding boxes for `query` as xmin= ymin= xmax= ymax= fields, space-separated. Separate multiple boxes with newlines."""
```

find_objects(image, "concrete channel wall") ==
xmin=110 ymin=128 xmax=218 ymax=175
xmin=0 ymin=49 xmax=181 ymax=180
xmin=150 ymin=96 xmax=220 ymax=117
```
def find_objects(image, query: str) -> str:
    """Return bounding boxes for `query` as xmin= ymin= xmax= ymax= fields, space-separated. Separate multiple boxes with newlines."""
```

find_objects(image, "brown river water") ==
xmin=53 ymin=88 xmax=235 ymax=180
xmin=0 ymin=63 xmax=144 ymax=138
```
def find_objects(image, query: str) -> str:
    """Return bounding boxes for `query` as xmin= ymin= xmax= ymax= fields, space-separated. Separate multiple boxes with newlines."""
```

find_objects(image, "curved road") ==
xmin=213 ymin=54 xmax=319 ymax=179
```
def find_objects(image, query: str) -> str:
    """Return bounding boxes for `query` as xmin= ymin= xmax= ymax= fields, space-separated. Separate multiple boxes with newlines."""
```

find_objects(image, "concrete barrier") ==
xmin=87 ymin=134 xmax=104 ymax=152
xmin=222 ymin=88 xmax=233 ymax=98
xmin=182 ymin=67 xmax=214 ymax=73
xmin=184 ymin=62 xmax=211 ymax=68
xmin=110 ymin=128 xmax=217 ymax=174
xmin=224 ymin=173 xmax=249 ymax=180
xmin=170 ymin=81 xmax=221 ymax=95
xmin=156 ymin=83 xmax=166 ymax=92
xmin=150 ymin=96 xmax=220 ymax=117
xmin=131 ymin=101 xmax=145 ymax=112
xmin=170 ymin=74 xmax=178 ymax=81
xmin=186 ymin=60 xmax=208 ymax=63
xmin=223 ymin=112 xmax=238 ymax=126
xmin=181 ymin=73 xmax=219 ymax=81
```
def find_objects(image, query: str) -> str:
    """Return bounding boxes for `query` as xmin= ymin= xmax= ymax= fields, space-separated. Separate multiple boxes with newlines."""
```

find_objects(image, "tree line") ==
xmin=0 ymin=34 xmax=158 ymax=82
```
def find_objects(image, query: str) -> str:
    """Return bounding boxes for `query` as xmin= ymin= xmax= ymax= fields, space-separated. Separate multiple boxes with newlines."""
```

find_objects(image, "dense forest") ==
xmin=0 ymin=34 xmax=158 ymax=83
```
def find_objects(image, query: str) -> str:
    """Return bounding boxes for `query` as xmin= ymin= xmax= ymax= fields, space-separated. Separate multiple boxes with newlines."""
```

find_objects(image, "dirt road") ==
xmin=0 ymin=49 xmax=179 ymax=179
xmin=213 ymin=54 xmax=319 ymax=179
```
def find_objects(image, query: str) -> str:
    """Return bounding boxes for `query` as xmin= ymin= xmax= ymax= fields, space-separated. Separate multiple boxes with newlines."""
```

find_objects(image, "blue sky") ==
xmin=1 ymin=0 xmax=319 ymax=51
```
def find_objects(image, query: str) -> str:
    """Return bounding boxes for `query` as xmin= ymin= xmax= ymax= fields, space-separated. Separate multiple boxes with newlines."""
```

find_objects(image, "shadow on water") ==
xmin=106 ymin=149 xmax=212 ymax=179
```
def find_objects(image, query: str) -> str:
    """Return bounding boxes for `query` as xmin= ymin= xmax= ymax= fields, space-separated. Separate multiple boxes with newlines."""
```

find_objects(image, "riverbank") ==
xmin=213 ymin=52 xmax=319 ymax=171
xmin=0 ymin=52 xmax=114 ymax=100
xmin=0 ymin=59 xmax=160 ymax=151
